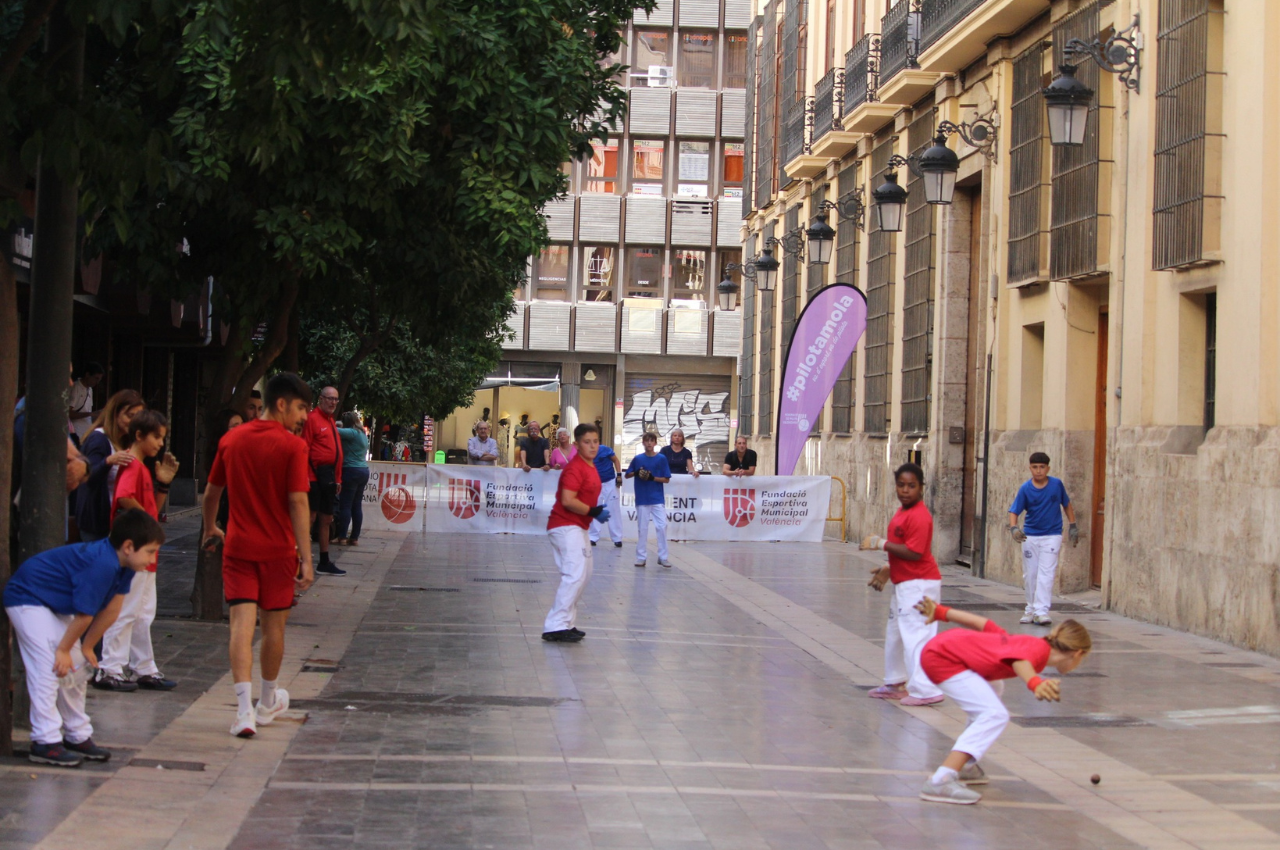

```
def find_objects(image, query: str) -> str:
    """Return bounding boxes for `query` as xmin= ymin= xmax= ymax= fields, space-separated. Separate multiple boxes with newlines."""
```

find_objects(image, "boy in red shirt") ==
xmin=912 ymin=596 xmax=1092 ymax=804
xmin=202 ymin=373 xmax=315 ymax=738
xmin=95 ymin=410 xmax=180 ymax=692
xmin=542 ymin=423 xmax=609 ymax=643
xmin=861 ymin=463 xmax=945 ymax=706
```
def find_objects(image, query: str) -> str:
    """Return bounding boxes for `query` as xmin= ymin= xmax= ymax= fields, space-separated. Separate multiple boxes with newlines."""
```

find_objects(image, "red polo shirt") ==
xmin=301 ymin=407 xmax=343 ymax=484
xmin=208 ymin=419 xmax=311 ymax=561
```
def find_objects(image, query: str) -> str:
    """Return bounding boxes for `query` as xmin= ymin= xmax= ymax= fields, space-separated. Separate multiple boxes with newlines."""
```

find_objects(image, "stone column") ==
xmin=560 ymin=363 xmax=581 ymax=434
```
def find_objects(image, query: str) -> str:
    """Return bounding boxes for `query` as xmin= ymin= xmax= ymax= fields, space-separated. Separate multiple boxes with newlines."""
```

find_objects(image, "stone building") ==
xmin=736 ymin=0 xmax=1280 ymax=652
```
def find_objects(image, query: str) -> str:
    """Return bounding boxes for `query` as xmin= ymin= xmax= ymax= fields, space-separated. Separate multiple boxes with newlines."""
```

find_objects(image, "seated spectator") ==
xmin=723 ymin=436 xmax=758 ymax=478
xmin=660 ymin=429 xmax=699 ymax=478
xmin=467 ymin=421 xmax=499 ymax=466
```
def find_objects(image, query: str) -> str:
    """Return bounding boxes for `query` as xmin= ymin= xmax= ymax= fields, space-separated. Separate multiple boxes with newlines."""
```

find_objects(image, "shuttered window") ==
xmin=754 ymin=2 xmax=778 ymax=209
xmin=742 ymin=18 xmax=759 ymax=218
xmin=739 ymin=236 xmax=757 ymax=434
xmin=779 ymin=0 xmax=806 ymax=183
xmin=864 ymin=138 xmax=896 ymax=435
xmin=1008 ymin=43 xmax=1047 ymax=284
xmin=901 ymin=104 xmax=935 ymax=435
xmin=830 ymin=163 xmax=859 ymax=433
xmin=758 ymin=222 xmax=776 ymax=435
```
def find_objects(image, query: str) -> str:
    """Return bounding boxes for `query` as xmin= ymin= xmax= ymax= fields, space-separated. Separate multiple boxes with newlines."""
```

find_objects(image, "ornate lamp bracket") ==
xmin=1064 ymin=13 xmax=1143 ymax=93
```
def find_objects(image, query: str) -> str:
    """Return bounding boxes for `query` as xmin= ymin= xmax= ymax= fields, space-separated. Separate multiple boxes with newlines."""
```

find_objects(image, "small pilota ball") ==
xmin=1091 ymin=774 xmax=1101 ymax=785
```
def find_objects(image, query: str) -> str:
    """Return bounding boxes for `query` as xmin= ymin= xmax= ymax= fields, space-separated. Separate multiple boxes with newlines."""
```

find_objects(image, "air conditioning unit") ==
xmin=647 ymin=65 xmax=674 ymax=87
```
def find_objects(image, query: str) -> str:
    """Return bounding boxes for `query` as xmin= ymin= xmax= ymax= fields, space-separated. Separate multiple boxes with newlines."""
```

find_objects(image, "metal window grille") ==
xmin=843 ymin=33 xmax=878 ymax=114
xmin=780 ymin=0 xmax=807 ymax=183
xmin=808 ymin=185 xmax=826 ymax=300
xmin=813 ymin=69 xmax=836 ymax=142
xmin=1204 ymin=291 xmax=1216 ymax=429
xmin=1008 ymin=43 xmax=1047 ymax=284
xmin=755 ymin=1 xmax=779 ymax=209
xmin=879 ymin=1 xmax=913 ymax=85
xmin=864 ymin=139 xmax=896 ymax=434
xmin=901 ymin=104 xmax=936 ymax=435
xmin=831 ymin=162 xmax=859 ymax=433
xmin=758 ymin=222 xmax=776 ymax=435
xmin=1050 ymin=3 xmax=1103 ymax=280
xmin=781 ymin=205 xmax=801 ymax=363
xmin=743 ymin=19 xmax=760 ymax=218
xmin=740 ymin=237 xmax=757 ymax=434
xmin=1154 ymin=0 xmax=1212 ymax=270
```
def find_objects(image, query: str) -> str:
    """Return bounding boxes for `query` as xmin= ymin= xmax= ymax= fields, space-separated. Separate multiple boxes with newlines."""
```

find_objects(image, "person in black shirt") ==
xmin=723 ymin=436 xmax=758 ymax=477
xmin=518 ymin=421 xmax=551 ymax=471
xmin=659 ymin=429 xmax=700 ymax=477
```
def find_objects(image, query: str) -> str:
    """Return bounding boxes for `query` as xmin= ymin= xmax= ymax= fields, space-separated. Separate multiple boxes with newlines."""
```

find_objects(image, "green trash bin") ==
xmin=434 ymin=450 xmax=445 ymax=464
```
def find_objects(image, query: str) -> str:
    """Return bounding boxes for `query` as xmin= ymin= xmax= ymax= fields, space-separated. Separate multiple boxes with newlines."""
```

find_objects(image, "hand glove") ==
xmin=1010 ymin=526 xmax=1027 ymax=543
xmin=594 ymin=508 xmax=611 ymax=525
xmin=588 ymin=505 xmax=604 ymax=518
xmin=1068 ymin=523 xmax=1080 ymax=547
xmin=616 ymin=474 xmax=623 ymax=486
xmin=860 ymin=535 xmax=887 ymax=551
xmin=638 ymin=467 xmax=653 ymax=481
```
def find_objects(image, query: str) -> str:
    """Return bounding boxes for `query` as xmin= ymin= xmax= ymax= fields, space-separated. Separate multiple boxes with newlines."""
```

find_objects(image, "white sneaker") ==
xmin=658 ymin=559 xmax=672 ymax=568
xmin=634 ymin=561 xmax=646 ymax=568
xmin=1033 ymin=614 xmax=1052 ymax=626
xmin=230 ymin=710 xmax=256 ymax=738
xmin=919 ymin=777 xmax=982 ymax=805
xmin=1019 ymin=613 xmax=1034 ymax=624
xmin=958 ymin=761 xmax=988 ymax=785
xmin=255 ymin=688 xmax=290 ymax=726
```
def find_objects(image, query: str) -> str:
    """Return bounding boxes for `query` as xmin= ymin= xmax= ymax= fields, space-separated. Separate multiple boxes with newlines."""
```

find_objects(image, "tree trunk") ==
xmin=0 ymin=255 xmax=19 ymax=755
xmin=190 ymin=520 xmax=223 ymax=621
xmin=226 ymin=275 xmax=299 ymax=416
xmin=282 ymin=303 xmax=299 ymax=374
xmin=334 ymin=319 xmax=395 ymax=409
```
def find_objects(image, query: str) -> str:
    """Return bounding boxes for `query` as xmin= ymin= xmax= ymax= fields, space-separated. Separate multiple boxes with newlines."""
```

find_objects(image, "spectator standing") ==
xmin=549 ymin=427 xmax=577 ymax=469
xmin=68 ymin=362 xmax=104 ymax=445
xmin=335 ymin=412 xmax=370 ymax=546
xmin=660 ymin=429 xmax=699 ymax=477
xmin=626 ymin=432 xmax=671 ymax=568
xmin=201 ymin=373 xmax=315 ymax=739
xmin=302 ymin=386 xmax=345 ymax=576
xmin=76 ymin=390 xmax=144 ymax=543
xmin=467 ymin=421 xmax=499 ymax=466
xmin=518 ymin=421 xmax=550 ymax=471
xmin=242 ymin=390 xmax=264 ymax=422
xmin=587 ymin=440 xmax=623 ymax=548
xmin=723 ymin=436 xmax=758 ymax=477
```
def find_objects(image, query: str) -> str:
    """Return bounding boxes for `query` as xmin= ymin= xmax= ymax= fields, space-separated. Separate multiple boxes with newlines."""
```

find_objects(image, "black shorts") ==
xmin=309 ymin=465 xmax=337 ymax=515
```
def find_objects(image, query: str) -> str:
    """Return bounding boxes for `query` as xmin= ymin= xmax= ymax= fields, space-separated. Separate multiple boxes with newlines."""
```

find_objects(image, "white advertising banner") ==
xmin=360 ymin=462 xmax=430 ymax=533
xmin=418 ymin=465 xmax=831 ymax=543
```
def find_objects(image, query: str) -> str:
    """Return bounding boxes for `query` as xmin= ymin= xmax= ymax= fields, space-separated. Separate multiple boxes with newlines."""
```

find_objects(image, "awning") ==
xmin=476 ymin=374 xmax=560 ymax=393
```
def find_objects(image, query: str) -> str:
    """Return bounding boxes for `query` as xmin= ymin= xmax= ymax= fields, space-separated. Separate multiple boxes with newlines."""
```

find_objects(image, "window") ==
xmin=672 ymin=249 xmax=707 ymax=300
xmin=725 ymin=33 xmax=749 ymax=89
xmin=679 ymin=32 xmax=717 ymax=88
xmin=586 ymin=141 xmax=620 ymax=194
xmin=677 ymin=141 xmax=710 ymax=197
xmin=1021 ymin=323 xmax=1045 ymax=429
xmin=754 ymin=1 xmax=779 ymax=208
xmin=626 ymin=247 xmax=665 ymax=298
xmin=864 ymin=138 xmax=897 ymax=434
xmin=582 ymin=246 xmax=617 ymax=302
xmin=758 ymin=224 xmax=776 ymax=436
xmin=631 ymin=140 xmax=666 ymax=194
xmin=902 ymin=106 xmax=936 ymax=434
xmin=781 ymin=205 xmax=800 ymax=363
xmin=535 ymin=246 xmax=570 ymax=301
xmin=1204 ymin=292 xmax=1216 ymax=429
xmin=851 ymin=0 xmax=865 ymax=40
xmin=825 ymin=0 xmax=837 ymax=72
xmin=722 ymin=143 xmax=745 ymax=195
xmin=1008 ymin=43 xmax=1047 ymax=284
xmin=634 ymin=30 xmax=673 ymax=84
xmin=739 ymin=239 xmax=756 ymax=434
xmin=1051 ymin=4 xmax=1104 ymax=280
xmin=830 ymin=163 xmax=859 ymax=433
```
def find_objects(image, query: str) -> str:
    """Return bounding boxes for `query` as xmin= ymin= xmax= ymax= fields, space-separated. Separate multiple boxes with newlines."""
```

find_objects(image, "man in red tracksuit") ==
xmin=302 ymin=386 xmax=345 ymax=576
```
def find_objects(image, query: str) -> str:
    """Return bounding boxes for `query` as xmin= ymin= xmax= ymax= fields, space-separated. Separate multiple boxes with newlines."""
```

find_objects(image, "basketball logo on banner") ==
xmin=723 ymin=488 xmax=756 ymax=528
xmin=447 ymin=479 xmax=481 ymax=520
xmin=378 ymin=471 xmax=418 ymax=524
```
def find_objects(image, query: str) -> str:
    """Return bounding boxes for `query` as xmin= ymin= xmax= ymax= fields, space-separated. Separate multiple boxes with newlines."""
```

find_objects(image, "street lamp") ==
xmin=871 ymin=171 xmax=908 ymax=233
xmin=752 ymin=247 xmax=779 ymax=291
xmin=805 ymin=213 xmax=836 ymax=265
xmin=1042 ymin=64 xmax=1094 ymax=147
xmin=723 ymin=247 xmax=779 ymax=296
xmin=916 ymin=131 xmax=961 ymax=205
xmin=716 ymin=274 xmax=740 ymax=311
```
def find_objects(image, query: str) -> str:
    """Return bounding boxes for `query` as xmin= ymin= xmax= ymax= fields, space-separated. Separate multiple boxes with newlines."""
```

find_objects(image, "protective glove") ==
xmin=1068 ymin=522 xmax=1080 ymax=547
xmin=1009 ymin=526 xmax=1027 ymax=544
xmin=638 ymin=467 xmax=653 ymax=481
xmin=594 ymin=508 xmax=611 ymax=525
xmin=859 ymin=535 xmax=887 ymax=551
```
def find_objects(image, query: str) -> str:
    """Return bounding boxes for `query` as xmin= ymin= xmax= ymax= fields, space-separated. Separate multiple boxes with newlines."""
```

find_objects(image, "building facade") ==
xmin=738 ymin=0 xmax=1280 ymax=653
xmin=447 ymin=0 xmax=754 ymax=468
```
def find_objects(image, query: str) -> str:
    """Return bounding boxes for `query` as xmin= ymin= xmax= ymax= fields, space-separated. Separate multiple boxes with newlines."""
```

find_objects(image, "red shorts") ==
xmin=223 ymin=555 xmax=297 ymax=611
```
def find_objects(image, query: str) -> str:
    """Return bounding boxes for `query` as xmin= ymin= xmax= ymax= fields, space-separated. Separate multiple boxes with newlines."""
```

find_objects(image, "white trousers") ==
xmin=1021 ymin=534 xmax=1062 ymax=617
xmin=588 ymin=478 xmax=623 ymax=544
xmin=884 ymin=578 xmax=942 ymax=698
xmin=7 ymin=606 xmax=93 ymax=745
xmin=634 ymin=503 xmax=668 ymax=562
xmin=937 ymin=671 xmax=1008 ymax=762
xmin=100 ymin=570 xmax=159 ymax=678
xmin=544 ymin=525 xmax=593 ymax=632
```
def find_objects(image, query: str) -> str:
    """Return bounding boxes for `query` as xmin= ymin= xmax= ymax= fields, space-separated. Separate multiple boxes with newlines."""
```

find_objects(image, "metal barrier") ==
xmin=826 ymin=475 xmax=848 ymax=543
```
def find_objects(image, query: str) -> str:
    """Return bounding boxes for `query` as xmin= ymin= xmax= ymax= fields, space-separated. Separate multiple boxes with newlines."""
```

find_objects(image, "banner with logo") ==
xmin=361 ymin=463 xmax=430 ymax=532
xmin=418 ymin=465 xmax=830 ymax=542
xmin=776 ymin=284 xmax=867 ymax=476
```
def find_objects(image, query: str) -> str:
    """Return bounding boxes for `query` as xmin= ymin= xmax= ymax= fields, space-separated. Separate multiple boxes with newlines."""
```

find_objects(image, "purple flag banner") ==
xmin=775 ymin=284 xmax=868 ymax=476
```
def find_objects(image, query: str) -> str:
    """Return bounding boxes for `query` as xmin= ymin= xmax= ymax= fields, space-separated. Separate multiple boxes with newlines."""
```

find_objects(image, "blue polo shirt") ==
xmin=627 ymin=451 xmax=671 ymax=506
xmin=593 ymin=445 xmax=619 ymax=484
xmin=1009 ymin=477 xmax=1071 ymax=537
xmin=3 ymin=539 xmax=135 ymax=616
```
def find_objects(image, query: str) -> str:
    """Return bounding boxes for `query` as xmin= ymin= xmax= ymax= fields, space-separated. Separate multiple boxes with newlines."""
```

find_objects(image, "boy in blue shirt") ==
xmin=4 ymin=508 xmax=163 ymax=766
xmin=625 ymin=431 xmax=672 ymax=568
xmin=588 ymin=441 xmax=624 ymax=548
xmin=1008 ymin=452 xmax=1078 ymax=626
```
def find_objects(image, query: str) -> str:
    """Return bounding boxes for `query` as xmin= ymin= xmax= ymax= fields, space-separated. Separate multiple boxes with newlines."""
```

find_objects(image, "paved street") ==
xmin=7 ymin=525 xmax=1280 ymax=849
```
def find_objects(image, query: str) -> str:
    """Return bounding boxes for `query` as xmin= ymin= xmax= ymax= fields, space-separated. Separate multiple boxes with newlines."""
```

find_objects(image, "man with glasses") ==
xmin=302 ymin=386 xmax=346 ymax=576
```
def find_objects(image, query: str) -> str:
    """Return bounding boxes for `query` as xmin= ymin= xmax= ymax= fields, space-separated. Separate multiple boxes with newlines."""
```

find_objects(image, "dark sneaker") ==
xmin=315 ymin=562 xmax=347 ymax=576
xmin=569 ymin=627 xmax=585 ymax=637
xmin=136 ymin=674 xmax=177 ymax=691
xmin=614 ymin=542 xmax=622 ymax=548
xmin=590 ymin=541 xmax=597 ymax=547
xmin=63 ymin=738 xmax=110 ymax=762
xmin=92 ymin=673 xmax=138 ymax=692
xmin=541 ymin=629 xmax=583 ymax=643
xmin=29 ymin=742 xmax=82 ymax=767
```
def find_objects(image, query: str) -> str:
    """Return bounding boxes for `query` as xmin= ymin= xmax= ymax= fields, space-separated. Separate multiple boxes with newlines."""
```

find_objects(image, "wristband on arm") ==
xmin=1026 ymin=676 xmax=1044 ymax=692
xmin=932 ymin=604 xmax=950 ymax=622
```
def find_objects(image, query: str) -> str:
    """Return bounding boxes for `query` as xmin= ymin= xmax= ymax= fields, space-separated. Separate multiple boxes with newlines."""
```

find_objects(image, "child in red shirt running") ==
xmin=95 ymin=410 xmax=180 ymax=692
xmin=861 ymin=463 xmax=944 ymax=706
xmin=203 ymin=373 xmax=315 ymax=739
xmin=912 ymin=596 xmax=1092 ymax=804
xmin=542 ymin=423 xmax=609 ymax=643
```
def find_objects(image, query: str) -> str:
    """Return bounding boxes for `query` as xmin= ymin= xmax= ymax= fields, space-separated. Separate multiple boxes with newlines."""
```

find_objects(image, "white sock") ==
xmin=235 ymin=682 xmax=253 ymax=715
xmin=261 ymin=679 xmax=278 ymax=709
xmin=931 ymin=766 xmax=959 ymax=786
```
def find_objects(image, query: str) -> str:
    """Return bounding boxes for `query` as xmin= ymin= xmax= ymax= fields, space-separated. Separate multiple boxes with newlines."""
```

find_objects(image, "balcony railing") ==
xmin=843 ymin=33 xmax=880 ymax=113
xmin=879 ymin=1 xmax=918 ymax=84
xmin=920 ymin=0 xmax=987 ymax=52
xmin=780 ymin=98 xmax=809 ymax=178
xmin=813 ymin=69 xmax=838 ymax=142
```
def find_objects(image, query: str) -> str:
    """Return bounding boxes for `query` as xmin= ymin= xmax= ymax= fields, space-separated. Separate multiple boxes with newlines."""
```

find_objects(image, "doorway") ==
xmin=1090 ymin=311 xmax=1108 ymax=587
